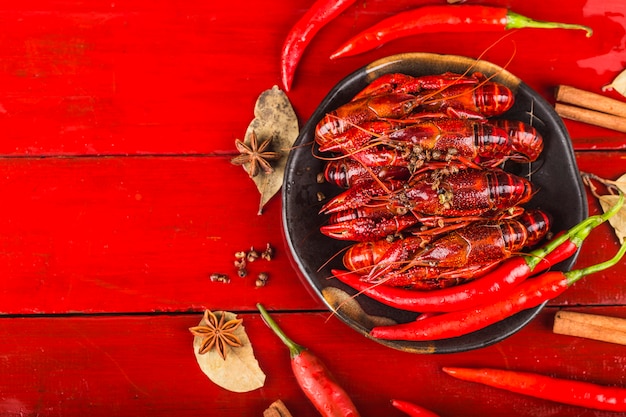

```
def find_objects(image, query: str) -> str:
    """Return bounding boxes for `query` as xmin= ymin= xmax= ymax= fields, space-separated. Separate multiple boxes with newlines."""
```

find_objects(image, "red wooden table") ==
xmin=1 ymin=1 xmax=626 ymax=416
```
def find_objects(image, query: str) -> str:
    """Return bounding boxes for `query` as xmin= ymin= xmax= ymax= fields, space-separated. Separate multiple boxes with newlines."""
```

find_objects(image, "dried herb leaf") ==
xmin=585 ymin=173 xmax=626 ymax=244
xmin=241 ymin=86 xmax=299 ymax=214
xmin=602 ymin=69 xmax=626 ymax=97
xmin=599 ymin=194 xmax=626 ymax=244
xmin=192 ymin=311 xmax=266 ymax=392
xmin=600 ymin=174 xmax=626 ymax=243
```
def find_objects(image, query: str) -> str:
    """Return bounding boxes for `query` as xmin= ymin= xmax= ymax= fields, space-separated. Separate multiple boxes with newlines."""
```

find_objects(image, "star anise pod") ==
xmin=189 ymin=310 xmax=243 ymax=360
xmin=230 ymin=130 xmax=282 ymax=177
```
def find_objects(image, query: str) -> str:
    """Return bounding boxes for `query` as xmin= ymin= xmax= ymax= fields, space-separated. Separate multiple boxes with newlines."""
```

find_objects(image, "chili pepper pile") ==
xmin=316 ymin=71 xmax=549 ymax=293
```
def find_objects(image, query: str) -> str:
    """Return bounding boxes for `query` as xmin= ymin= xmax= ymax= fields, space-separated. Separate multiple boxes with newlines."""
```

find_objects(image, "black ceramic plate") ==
xmin=282 ymin=53 xmax=588 ymax=354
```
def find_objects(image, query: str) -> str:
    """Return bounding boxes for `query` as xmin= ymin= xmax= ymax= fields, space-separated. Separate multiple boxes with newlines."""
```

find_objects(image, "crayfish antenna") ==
xmin=317 ymin=244 xmax=351 ymax=274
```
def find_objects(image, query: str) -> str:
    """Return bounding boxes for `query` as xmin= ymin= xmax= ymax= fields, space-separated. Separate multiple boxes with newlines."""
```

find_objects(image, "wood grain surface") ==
xmin=1 ymin=0 xmax=625 ymax=416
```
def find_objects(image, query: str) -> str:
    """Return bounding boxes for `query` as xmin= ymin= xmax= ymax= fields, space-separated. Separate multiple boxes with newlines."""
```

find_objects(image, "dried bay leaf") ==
xmin=603 ymin=69 xmax=626 ymax=97
xmin=585 ymin=172 xmax=626 ymax=244
xmin=192 ymin=311 xmax=266 ymax=392
xmin=241 ymin=86 xmax=299 ymax=214
xmin=599 ymin=194 xmax=626 ymax=244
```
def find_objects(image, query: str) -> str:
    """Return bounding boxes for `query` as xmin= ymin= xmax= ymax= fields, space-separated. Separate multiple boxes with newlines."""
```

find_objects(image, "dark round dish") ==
xmin=281 ymin=53 xmax=588 ymax=354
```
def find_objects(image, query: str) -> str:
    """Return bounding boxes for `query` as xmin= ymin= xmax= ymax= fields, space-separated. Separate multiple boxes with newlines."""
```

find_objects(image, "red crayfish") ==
xmin=320 ymin=117 xmax=543 ymax=187
xmin=315 ymin=71 xmax=516 ymax=143
xmin=318 ymin=118 xmax=543 ymax=175
xmin=367 ymin=209 xmax=551 ymax=288
xmin=342 ymin=208 xmax=550 ymax=273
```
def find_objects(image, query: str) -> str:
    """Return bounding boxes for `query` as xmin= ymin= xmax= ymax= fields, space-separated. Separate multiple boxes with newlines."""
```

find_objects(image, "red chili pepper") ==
xmin=332 ymin=195 xmax=623 ymax=313
xmin=257 ymin=303 xmax=361 ymax=417
xmin=370 ymin=239 xmax=626 ymax=341
xmin=391 ymin=399 xmax=441 ymax=417
xmin=330 ymin=5 xmax=592 ymax=59
xmin=443 ymin=367 xmax=626 ymax=412
xmin=281 ymin=0 xmax=356 ymax=91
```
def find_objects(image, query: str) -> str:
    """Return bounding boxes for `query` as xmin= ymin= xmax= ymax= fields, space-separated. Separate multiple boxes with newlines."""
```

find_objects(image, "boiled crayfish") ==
xmin=315 ymin=70 xmax=550 ymax=291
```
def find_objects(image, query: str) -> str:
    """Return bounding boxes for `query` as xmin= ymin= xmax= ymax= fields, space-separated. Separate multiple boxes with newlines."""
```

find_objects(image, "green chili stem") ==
xmin=568 ymin=191 xmax=624 ymax=246
xmin=566 ymin=239 xmax=626 ymax=285
xmin=526 ymin=192 xmax=624 ymax=270
xmin=506 ymin=11 xmax=593 ymax=37
xmin=257 ymin=303 xmax=306 ymax=358
xmin=525 ymin=216 xmax=596 ymax=270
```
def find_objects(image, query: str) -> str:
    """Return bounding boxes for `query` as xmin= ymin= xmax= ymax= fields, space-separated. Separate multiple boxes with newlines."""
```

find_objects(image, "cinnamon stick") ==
xmin=555 ymin=85 xmax=626 ymax=118
xmin=554 ymin=103 xmax=626 ymax=133
xmin=553 ymin=311 xmax=626 ymax=345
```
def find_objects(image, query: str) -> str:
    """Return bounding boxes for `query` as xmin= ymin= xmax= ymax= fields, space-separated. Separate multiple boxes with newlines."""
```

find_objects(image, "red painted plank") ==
xmin=0 ymin=0 xmax=623 ymax=155
xmin=2 ymin=307 xmax=626 ymax=417
xmin=0 ymin=2 xmax=290 ymax=155
xmin=0 ymin=152 xmax=623 ymax=314
xmin=0 ymin=0 xmax=623 ymax=416
xmin=0 ymin=156 xmax=322 ymax=314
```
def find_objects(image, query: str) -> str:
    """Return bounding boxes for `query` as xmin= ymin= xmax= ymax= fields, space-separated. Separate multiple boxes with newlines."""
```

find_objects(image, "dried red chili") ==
xmin=281 ymin=0 xmax=356 ymax=91
xmin=332 ymin=193 xmax=623 ymax=313
xmin=370 ymin=239 xmax=626 ymax=341
xmin=391 ymin=399 xmax=441 ymax=417
xmin=257 ymin=303 xmax=361 ymax=417
xmin=330 ymin=5 xmax=592 ymax=59
xmin=443 ymin=367 xmax=626 ymax=412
